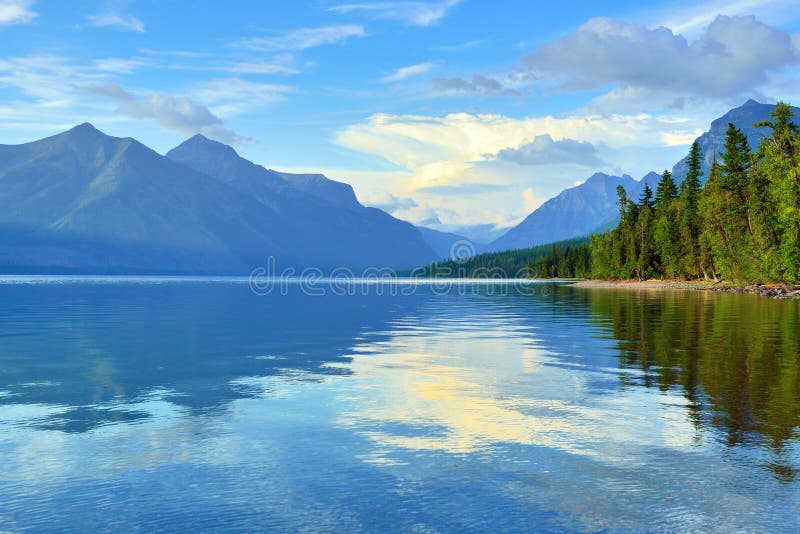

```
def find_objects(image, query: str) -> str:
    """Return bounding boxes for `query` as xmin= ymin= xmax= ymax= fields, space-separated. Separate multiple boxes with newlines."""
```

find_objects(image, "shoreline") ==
xmin=569 ymin=279 xmax=800 ymax=299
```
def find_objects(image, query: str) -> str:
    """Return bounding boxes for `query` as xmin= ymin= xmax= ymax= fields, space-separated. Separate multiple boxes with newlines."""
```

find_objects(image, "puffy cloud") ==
xmin=362 ymin=191 xmax=418 ymax=212
xmin=522 ymin=15 xmax=798 ymax=98
xmin=328 ymin=0 xmax=460 ymax=27
xmin=87 ymin=13 xmax=145 ymax=32
xmin=432 ymin=74 xmax=520 ymax=96
xmin=234 ymin=25 xmax=365 ymax=52
xmin=496 ymin=134 xmax=603 ymax=167
xmin=381 ymin=62 xmax=435 ymax=82
xmin=0 ymin=0 xmax=35 ymax=25
xmin=523 ymin=188 xmax=545 ymax=212
xmin=368 ymin=194 xmax=444 ymax=225
xmin=85 ymin=83 xmax=243 ymax=144
xmin=336 ymin=110 xmax=701 ymax=178
xmin=334 ymin=109 xmax=706 ymax=224
xmin=655 ymin=0 xmax=800 ymax=35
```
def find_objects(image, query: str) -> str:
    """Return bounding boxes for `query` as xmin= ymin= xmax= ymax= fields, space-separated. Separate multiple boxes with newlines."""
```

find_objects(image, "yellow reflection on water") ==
xmin=339 ymin=334 xmax=696 ymax=463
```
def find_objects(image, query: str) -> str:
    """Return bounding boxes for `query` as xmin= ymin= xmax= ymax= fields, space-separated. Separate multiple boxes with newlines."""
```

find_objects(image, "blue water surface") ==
xmin=0 ymin=279 xmax=797 ymax=532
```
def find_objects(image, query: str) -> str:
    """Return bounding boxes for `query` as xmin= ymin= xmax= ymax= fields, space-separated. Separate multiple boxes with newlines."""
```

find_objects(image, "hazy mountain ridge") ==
xmin=487 ymin=172 xmax=639 ymax=252
xmin=488 ymin=100 xmax=792 ymax=251
xmin=0 ymin=125 xmax=437 ymax=273
xmin=166 ymin=134 xmax=437 ymax=270
xmin=671 ymin=99 xmax=800 ymax=183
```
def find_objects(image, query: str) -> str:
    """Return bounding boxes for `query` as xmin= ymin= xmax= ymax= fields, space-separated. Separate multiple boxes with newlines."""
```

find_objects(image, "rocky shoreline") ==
xmin=711 ymin=284 xmax=800 ymax=299
xmin=570 ymin=279 xmax=800 ymax=300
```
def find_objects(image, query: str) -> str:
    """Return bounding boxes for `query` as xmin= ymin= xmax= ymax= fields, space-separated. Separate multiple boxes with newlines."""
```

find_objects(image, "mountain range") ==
xmin=485 ymin=99 xmax=794 ymax=252
xmin=0 ymin=124 xmax=437 ymax=273
xmin=0 ymin=99 xmax=792 ymax=272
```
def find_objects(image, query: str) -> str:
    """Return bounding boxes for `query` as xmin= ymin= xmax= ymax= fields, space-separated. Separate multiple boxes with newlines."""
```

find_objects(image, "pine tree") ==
xmin=653 ymin=170 xmax=681 ymax=277
xmin=698 ymin=157 xmax=723 ymax=281
xmin=654 ymin=170 xmax=678 ymax=211
xmin=588 ymin=103 xmax=800 ymax=284
xmin=756 ymin=102 xmax=800 ymax=282
xmin=639 ymin=184 xmax=654 ymax=210
xmin=716 ymin=123 xmax=755 ymax=280
xmin=680 ymin=142 xmax=703 ymax=277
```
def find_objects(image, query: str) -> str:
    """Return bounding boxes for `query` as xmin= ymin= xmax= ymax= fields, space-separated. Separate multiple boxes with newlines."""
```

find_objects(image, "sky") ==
xmin=1 ymin=0 xmax=799 ymax=235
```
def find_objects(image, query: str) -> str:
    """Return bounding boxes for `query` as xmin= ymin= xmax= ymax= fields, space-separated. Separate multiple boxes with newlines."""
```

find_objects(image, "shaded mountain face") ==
xmin=415 ymin=226 xmax=472 ymax=261
xmin=166 ymin=134 xmax=436 ymax=270
xmin=671 ymin=99 xmax=800 ymax=184
xmin=486 ymin=173 xmax=638 ymax=252
xmin=0 ymin=124 xmax=292 ymax=273
xmin=0 ymin=125 xmax=436 ymax=273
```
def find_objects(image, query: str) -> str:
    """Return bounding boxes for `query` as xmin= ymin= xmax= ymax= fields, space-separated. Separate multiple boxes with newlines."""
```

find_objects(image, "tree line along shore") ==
xmin=416 ymin=103 xmax=800 ymax=298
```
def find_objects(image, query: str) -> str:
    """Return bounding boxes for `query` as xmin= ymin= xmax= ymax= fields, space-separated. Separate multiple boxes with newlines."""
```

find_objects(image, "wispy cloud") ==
xmin=85 ymin=82 xmax=244 ymax=144
xmin=91 ymin=57 xmax=151 ymax=74
xmin=0 ymin=0 xmax=36 ymax=25
xmin=139 ymin=48 xmax=209 ymax=59
xmin=654 ymin=0 xmax=800 ymax=35
xmin=328 ymin=0 xmax=460 ymax=27
xmin=188 ymin=78 xmax=294 ymax=117
xmin=432 ymin=74 xmax=521 ymax=96
xmin=234 ymin=25 xmax=365 ymax=52
xmin=138 ymin=49 xmax=301 ymax=76
xmin=87 ymin=13 xmax=145 ymax=32
xmin=381 ymin=62 xmax=435 ymax=82
xmin=433 ymin=39 xmax=484 ymax=52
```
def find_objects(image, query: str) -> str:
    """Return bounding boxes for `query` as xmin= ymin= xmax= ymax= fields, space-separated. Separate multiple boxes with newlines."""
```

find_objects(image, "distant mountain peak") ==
xmin=583 ymin=172 xmax=613 ymax=185
xmin=61 ymin=122 xmax=106 ymax=140
xmin=742 ymin=98 xmax=761 ymax=107
xmin=174 ymin=133 xmax=240 ymax=159
xmin=73 ymin=122 xmax=99 ymax=131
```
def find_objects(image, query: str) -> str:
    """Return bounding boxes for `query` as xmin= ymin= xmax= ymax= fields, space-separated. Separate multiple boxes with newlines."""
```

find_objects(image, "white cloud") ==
xmin=328 ymin=0 xmax=460 ymax=27
xmin=432 ymin=74 xmax=521 ymax=96
xmin=188 ymin=78 xmax=294 ymax=117
xmin=234 ymin=25 xmax=365 ymax=52
xmin=523 ymin=188 xmax=545 ymax=212
xmin=362 ymin=191 xmax=418 ymax=211
xmin=521 ymin=15 xmax=798 ymax=99
xmin=381 ymin=62 xmax=435 ymax=82
xmin=85 ymin=83 xmax=243 ymax=144
xmin=91 ymin=57 xmax=151 ymax=73
xmin=87 ymin=13 xmax=145 ymax=32
xmin=334 ymin=110 xmax=705 ymax=224
xmin=0 ymin=55 xmax=106 ymax=101
xmin=496 ymin=134 xmax=603 ymax=167
xmin=0 ymin=0 xmax=35 ymax=25
xmin=654 ymin=0 xmax=800 ymax=35
xmin=226 ymin=61 xmax=300 ymax=76
xmin=433 ymin=39 xmax=484 ymax=52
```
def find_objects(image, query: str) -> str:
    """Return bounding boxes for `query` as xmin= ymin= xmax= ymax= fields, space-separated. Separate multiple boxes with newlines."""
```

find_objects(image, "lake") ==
xmin=0 ymin=278 xmax=798 ymax=532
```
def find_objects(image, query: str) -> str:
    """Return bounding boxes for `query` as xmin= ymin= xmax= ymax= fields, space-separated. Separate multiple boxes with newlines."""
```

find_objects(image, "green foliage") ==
xmin=680 ymin=142 xmax=703 ymax=277
xmin=654 ymin=170 xmax=678 ymax=211
xmin=413 ymin=236 xmax=591 ymax=279
xmin=413 ymin=103 xmax=799 ymax=285
xmin=591 ymin=102 xmax=800 ymax=284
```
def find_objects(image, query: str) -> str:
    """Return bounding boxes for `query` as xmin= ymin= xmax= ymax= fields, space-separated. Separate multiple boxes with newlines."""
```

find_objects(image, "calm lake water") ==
xmin=0 ymin=279 xmax=798 ymax=532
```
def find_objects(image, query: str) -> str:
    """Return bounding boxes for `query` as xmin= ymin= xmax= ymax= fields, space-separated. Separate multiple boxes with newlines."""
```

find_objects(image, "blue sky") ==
xmin=1 ymin=0 xmax=799 ymax=234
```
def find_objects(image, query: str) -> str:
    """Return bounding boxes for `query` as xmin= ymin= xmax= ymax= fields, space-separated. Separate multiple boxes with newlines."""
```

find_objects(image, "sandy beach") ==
xmin=570 ymin=279 xmax=713 ymax=291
